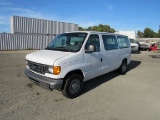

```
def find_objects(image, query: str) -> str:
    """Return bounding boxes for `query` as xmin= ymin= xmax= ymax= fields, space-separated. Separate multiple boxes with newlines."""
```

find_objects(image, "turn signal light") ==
xmin=53 ymin=66 xmax=61 ymax=75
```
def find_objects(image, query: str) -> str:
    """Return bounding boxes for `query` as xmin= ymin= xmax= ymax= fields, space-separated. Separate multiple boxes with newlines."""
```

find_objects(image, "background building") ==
xmin=0 ymin=16 xmax=78 ymax=50
xmin=10 ymin=16 xmax=78 ymax=35
xmin=115 ymin=31 xmax=136 ymax=39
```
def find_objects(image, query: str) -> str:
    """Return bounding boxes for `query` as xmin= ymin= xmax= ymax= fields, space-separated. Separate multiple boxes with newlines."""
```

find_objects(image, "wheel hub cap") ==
xmin=70 ymin=79 xmax=80 ymax=94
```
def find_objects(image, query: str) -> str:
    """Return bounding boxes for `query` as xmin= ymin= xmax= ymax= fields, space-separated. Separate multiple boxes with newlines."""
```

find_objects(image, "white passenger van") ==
xmin=25 ymin=31 xmax=131 ymax=98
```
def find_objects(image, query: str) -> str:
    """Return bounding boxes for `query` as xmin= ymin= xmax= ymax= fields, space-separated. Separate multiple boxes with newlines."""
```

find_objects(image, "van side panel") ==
xmin=54 ymin=51 xmax=86 ymax=79
xmin=116 ymin=36 xmax=131 ymax=66
xmin=117 ymin=48 xmax=131 ymax=67
xmin=101 ymin=34 xmax=119 ymax=74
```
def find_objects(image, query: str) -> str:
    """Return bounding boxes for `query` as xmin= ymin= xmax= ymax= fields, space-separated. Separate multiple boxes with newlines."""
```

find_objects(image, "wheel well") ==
xmin=123 ymin=58 xmax=127 ymax=63
xmin=61 ymin=70 xmax=84 ymax=90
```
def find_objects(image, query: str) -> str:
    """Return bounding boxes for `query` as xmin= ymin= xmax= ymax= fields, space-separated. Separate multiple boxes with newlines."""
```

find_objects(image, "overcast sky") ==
xmin=0 ymin=0 xmax=160 ymax=33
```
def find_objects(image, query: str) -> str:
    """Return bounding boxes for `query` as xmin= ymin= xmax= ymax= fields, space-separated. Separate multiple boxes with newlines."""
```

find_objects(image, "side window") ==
xmin=85 ymin=34 xmax=100 ymax=52
xmin=117 ymin=36 xmax=130 ymax=49
xmin=102 ymin=35 xmax=118 ymax=50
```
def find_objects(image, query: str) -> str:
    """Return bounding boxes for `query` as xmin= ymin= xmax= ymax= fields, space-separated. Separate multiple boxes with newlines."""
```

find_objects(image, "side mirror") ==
xmin=85 ymin=45 xmax=95 ymax=53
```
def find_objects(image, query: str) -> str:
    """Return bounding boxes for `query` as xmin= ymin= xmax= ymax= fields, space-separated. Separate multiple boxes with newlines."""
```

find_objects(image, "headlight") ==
xmin=48 ymin=66 xmax=53 ymax=73
xmin=26 ymin=60 xmax=28 ymax=67
xmin=48 ymin=66 xmax=61 ymax=75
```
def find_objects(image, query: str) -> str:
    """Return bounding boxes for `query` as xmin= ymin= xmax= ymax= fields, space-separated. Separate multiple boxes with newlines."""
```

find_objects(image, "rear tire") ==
xmin=62 ymin=74 xmax=83 ymax=98
xmin=118 ymin=60 xmax=127 ymax=75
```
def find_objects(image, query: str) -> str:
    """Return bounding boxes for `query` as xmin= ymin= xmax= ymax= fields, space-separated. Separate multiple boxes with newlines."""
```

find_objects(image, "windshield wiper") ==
xmin=45 ymin=47 xmax=51 ymax=50
xmin=55 ymin=47 xmax=72 ymax=52
xmin=45 ymin=47 xmax=72 ymax=52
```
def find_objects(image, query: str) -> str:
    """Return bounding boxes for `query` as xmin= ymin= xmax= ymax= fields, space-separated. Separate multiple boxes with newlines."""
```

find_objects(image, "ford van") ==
xmin=24 ymin=31 xmax=131 ymax=98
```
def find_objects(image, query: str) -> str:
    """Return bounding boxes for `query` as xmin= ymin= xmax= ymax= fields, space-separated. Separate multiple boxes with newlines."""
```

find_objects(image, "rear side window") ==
xmin=102 ymin=35 xmax=118 ymax=50
xmin=117 ymin=36 xmax=130 ymax=49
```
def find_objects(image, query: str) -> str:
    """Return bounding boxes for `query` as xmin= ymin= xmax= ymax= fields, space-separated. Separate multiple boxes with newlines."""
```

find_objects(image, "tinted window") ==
xmin=102 ymin=35 xmax=118 ymax=50
xmin=85 ymin=34 xmax=100 ymax=52
xmin=46 ymin=33 xmax=87 ymax=52
xmin=117 ymin=36 xmax=130 ymax=49
xmin=129 ymin=39 xmax=136 ymax=43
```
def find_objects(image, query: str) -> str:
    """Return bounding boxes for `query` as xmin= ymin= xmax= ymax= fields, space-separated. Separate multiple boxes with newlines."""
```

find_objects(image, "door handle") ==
xmin=101 ymin=58 xmax=102 ymax=62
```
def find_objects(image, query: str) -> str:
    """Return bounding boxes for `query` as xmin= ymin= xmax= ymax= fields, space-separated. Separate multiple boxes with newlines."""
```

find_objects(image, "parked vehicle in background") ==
xmin=150 ymin=41 xmax=157 ymax=45
xmin=24 ymin=31 xmax=131 ymax=98
xmin=136 ymin=41 xmax=141 ymax=50
xmin=156 ymin=42 xmax=160 ymax=52
xmin=129 ymin=39 xmax=138 ymax=53
xmin=138 ymin=40 xmax=150 ymax=51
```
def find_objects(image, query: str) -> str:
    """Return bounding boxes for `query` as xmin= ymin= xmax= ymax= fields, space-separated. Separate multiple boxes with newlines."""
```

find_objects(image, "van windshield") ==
xmin=129 ymin=39 xmax=137 ymax=43
xmin=46 ymin=33 xmax=88 ymax=52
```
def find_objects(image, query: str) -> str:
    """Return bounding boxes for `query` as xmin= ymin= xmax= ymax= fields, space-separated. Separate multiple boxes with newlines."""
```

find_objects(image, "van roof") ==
xmin=65 ymin=31 xmax=128 ymax=37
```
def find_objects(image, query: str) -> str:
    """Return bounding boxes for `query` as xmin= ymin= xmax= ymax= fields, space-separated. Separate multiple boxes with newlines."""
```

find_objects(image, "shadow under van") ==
xmin=81 ymin=60 xmax=141 ymax=95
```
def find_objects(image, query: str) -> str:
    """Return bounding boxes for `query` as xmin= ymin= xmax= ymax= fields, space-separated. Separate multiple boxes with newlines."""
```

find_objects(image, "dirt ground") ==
xmin=0 ymin=50 xmax=160 ymax=120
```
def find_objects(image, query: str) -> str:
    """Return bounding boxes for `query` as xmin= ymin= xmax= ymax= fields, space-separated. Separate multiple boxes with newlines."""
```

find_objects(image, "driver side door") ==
xmin=83 ymin=34 xmax=103 ymax=81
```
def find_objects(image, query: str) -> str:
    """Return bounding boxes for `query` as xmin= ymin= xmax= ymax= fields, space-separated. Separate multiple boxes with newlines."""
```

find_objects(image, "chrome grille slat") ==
xmin=27 ymin=61 xmax=45 ymax=74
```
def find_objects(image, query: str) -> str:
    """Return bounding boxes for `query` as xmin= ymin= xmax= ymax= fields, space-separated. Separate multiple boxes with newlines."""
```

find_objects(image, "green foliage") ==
xmin=137 ymin=27 xmax=160 ymax=38
xmin=79 ymin=24 xmax=160 ymax=38
xmin=87 ymin=26 xmax=92 ymax=31
xmin=109 ymin=28 xmax=116 ymax=33
xmin=92 ymin=26 xmax=97 ymax=31
xmin=143 ymin=28 xmax=155 ymax=38
xmin=137 ymin=30 xmax=144 ymax=38
xmin=78 ymin=27 xmax=85 ymax=31
xmin=98 ymin=24 xmax=103 ymax=28
xmin=97 ymin=27 xmax=103 ymax=32
xmin=158 ymin=29 xmax=160 ymax=37
xmin=155 ymin=32 xmax=160 ymax=38
xmin=78 ymin=24 xmax=115 ymax=33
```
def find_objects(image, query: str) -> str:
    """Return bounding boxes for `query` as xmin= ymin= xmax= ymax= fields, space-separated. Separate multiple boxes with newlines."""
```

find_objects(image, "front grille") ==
xmin=27 ymin=61 xmax=45 ymax=74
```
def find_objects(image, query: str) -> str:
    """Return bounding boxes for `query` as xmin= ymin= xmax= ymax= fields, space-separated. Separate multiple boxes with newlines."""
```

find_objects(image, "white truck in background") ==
xmin=129 ymin=39 xmax=139 ymax=53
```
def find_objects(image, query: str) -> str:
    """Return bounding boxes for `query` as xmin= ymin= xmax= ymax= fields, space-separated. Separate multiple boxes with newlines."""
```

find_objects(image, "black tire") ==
xmin=118 ymin=60 xmax=127 ymax=75
xmin=62 ymin=74 xmax=83 ymax=98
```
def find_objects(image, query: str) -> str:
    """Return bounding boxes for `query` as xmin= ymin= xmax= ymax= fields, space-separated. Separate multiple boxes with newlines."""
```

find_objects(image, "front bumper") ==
xmin=24 ymin=68 xmax=63 ymax=90
xmin=139 ymin=46 xmax=150 ymax=50
xmin=131 ymin=47 xmax=138 ymax=52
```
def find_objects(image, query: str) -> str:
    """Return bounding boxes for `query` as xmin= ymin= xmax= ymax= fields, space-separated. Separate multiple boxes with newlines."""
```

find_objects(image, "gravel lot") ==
xmin=0 ymin=50 xmax=160 ymax=120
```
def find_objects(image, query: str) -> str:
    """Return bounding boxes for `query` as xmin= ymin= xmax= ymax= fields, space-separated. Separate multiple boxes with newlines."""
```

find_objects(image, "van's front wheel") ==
xmin=118 ymin=60 xmax=127 ymax=75
xmin=62 ymin=74 xmax=83 ymax=98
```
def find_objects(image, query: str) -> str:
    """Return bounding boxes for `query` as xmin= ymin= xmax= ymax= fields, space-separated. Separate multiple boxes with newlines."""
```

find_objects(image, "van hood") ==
xmin=26 ymin=50 xmax=72 ymax=65
xmin=130 ymin=43 xmax=138 ymax=47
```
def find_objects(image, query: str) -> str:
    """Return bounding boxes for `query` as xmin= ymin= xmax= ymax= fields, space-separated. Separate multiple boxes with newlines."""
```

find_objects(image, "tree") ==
xmin=92 ymin=26 xmax=97 ymax=31
xmin=155 ymin=32 xmax=160 ymax=38
xmin=143 ymin=28 xmax=155 ymax=38
xmin=137 ymin=27 xmax=160 ymax=38
xmin=103 ymin=25 xmax=110 ymax=32
xmin=78 ymin=27 xmax=85 ymax=31
xmin=87 ymin=26 xmax=92 ymax=31
xmin=155 ymin=33 xmax=160 ymax=38
xmin=109 ymin=28 xmax=115 ymax=33
xmin=97 ymin=27 xmax=103 ymax=32
xmin=137 ymin=30 xmax=144 ymax=38
xmin=78 ymin=24 xmax=116 ymax=33
xmin=97 ymin=24 xmax=103 ymax=32
xmin=98 ymin=24 xmax=103 ymax=28
xmin=158 ymin=27 xmax=160 ymax=38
